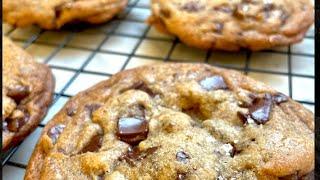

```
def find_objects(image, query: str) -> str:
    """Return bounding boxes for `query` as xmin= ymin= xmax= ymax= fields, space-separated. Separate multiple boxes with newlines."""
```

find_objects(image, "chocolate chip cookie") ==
xmin=25 ymin=63 xmax=314 ymax=179
xmin=3 ymin=0 xmax=128 ymax=29
xmin=3 ymin=37 xmax=55 ymax=151
xmin=148 ymin=0 xmax=314 ymax=51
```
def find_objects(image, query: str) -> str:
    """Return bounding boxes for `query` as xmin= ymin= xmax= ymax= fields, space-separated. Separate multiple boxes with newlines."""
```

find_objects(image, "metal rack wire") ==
xmin=2 ymin=0 xmax=315 ymax=176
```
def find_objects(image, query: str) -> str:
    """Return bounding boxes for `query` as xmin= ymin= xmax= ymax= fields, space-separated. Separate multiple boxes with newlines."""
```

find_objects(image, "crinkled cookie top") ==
xmin=25 ymin=63 xmax=314 ymax=180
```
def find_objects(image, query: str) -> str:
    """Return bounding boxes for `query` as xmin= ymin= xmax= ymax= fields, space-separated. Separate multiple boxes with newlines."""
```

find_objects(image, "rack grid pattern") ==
xmin=2 ymin=0 xmax=315 ymax=178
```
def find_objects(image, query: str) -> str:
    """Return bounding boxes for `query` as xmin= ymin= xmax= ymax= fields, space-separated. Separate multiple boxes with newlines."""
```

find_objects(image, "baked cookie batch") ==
xmin=1 ymin=0 xmax=315 ymax=179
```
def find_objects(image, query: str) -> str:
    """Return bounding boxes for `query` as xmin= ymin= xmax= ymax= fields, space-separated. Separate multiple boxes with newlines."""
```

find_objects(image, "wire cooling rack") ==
xmin=2 ymin=0 xmax=315 ymax=178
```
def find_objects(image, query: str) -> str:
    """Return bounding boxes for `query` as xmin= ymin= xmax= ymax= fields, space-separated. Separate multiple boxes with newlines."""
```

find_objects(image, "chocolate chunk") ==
xmin=119 ymin=146 xmax=158 ymax=166
xmin=97 ymin=174 xmax=105 ymax=180
xmin=249 ymin=94 xmax=273 ymax=124
xmin=237 ymin=111 xmax=250 ymax=125
xmin=176 ymin=151 xmax=190 ymax=163
xmin=3 ymin=121 xmax=8 ymax=132
xmin=48 ymin=124 xmax=65 ymax=144
xmin=177 ymin=173 xmax=187 ymax=180
xmin=272 ymin=93 xmax=288 ymax=104
xmin=84 ymin=103 xmax=101 ymax=118
xmin=181 ymin=1 xmax=204 ymax=12
xmin=121 ymin=81 xmax=156 ymax=97
xmin=66 ymin=106 xmax=76 ymax=117
xmin=6 ymin=85 xmax=30 ymax=103
xmin=234 ymin=4 xmax=249 ymax=19
xmin=213 ymin=22 xmax=224 ymax=34
xmin=80 ymin=134 xmax=103 ymax=153
xmin=263 ymin=3 xmax=276 ymax=12
xmin=280 ymin=10 xmax=289 ymax=25
xmin=213 ymin=4 xmax=233 ymax=13
xmin=200 ymin=76 xmax=228 ymax=91
xmin=117 ymin=117 xmax=148 ymax=145
xmin=132 ymin=81 xmax=155 ymax=97
xmin=7 ymin=109 xmax=29 ymax=132
xmin=238 ymin=93 xmax=282 ymax=125
xmin=228 ymin=143 xmax=240 ymax=157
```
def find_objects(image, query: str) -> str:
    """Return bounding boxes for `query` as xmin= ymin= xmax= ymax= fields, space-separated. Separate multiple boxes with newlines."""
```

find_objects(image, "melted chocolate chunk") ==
xmin=176 ymin=151 xmax=190 ymax=163
xmin=200 ymin=76 xmax=228 ymax=91
xmin=229 ymin=143 xmax=240 ymax=157
xmin=66 ymin=107 xmax=76 ymax=117
xmin=7 ymin=109 xmax=29 ymax=132
xmin=272 ymin=93 xmax=288 ymax=104
xmin=213 ymin=22 xmax=224 ymax=34
xmin=6 ymin=85 xmax=30 ymax=103
xmin=177 ymin=173 xmax=187 ymax=180
xmin=3 ymin=121 xmax=8 ymax=132
xmin=121 ymin=81 xmax=156 ymax=97
xmin=238 ymin=93 xmax=288 ymax=125
xmin=181 ymin=1 xmax=204 ymax=12
xmin=249 ymin=94 xmax=273 ymax=124
xmin=80 ymin=134 xmax=103 ymax=153
xmin=213 ymin=4 xmax=233 ymax=13
xmin=237 ymin=111 xmax=250 ymax=125
xmin=132 ymin=81 xmax=155 ymax=97
xmin=84 ymin=103 xmax=101 ymax=118
xmin=117 ymin=117 xmax=148 ymax=145
xmin=234 ymin=4 xmax=248 ymax=19
xmin=48 ymin=124 xmax=65 ymax=144
xmin=280 ymin=10 xmax=289 ymax=25
xmin=119 ymin=146 xmax=158 ymax=166
xmin=263 ymin=3 xmax=276 ymax=12
xmin=97 ymin=174 xmax=105 ymax=180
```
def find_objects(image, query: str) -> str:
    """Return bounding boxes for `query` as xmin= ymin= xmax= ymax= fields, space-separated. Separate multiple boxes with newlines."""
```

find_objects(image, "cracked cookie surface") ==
xmin=2 ymin=37 xmax=55 ymax=151
xmin=148 ymin=0 xmax=314 ymax=51
xmin=25 ymin=63 xmax=314 ymax=179
xmin=3 ymin=0 xmax=128 ymax=29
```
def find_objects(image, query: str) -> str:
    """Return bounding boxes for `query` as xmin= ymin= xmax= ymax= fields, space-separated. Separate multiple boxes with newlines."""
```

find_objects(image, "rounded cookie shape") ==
xmin=25 ymin=63 xmax=314 ymax=179
xmin=148 ymin=0 xmax=314 ymax=51
xmin=3 ymin=0 xmax=128 ymax=29
xmin=2 ymin=37 xmax=55 ymax=151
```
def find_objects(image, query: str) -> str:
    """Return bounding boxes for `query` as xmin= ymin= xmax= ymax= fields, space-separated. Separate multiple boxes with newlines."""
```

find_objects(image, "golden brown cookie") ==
xmin=148 ymin=0 xmax=314 ymax=51
xmin=2 ymin=37 xmax=55 ymax=151
xmin=3 ymin=0 xmax=128 ymax=29
xmin=25 ymin=63 xmax=313 ymax=179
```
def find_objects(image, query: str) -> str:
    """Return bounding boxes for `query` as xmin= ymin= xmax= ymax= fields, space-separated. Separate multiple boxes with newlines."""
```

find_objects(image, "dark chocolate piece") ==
xmin=48 ymin=124 xmax=66 ymax=144
xmin=117 ymin=117 xmax=148 ymax=145
xmin=200 ymin=76 xmax=228 ymax=91
xmin=176 ymin=151 xmax=190 ymax=163
xmin=80 ymin=134 xmax=103 ymax=153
